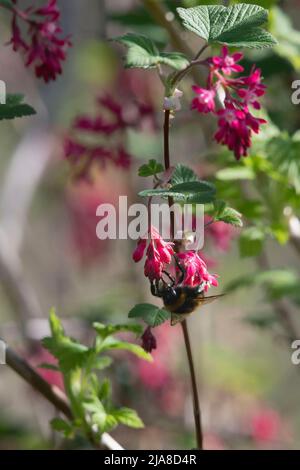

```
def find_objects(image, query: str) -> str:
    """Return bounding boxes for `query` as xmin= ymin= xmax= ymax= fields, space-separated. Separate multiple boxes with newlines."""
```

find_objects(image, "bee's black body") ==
xmin=162 ymin=285 xmax=205 ymax=314
xmin=150 ymin=256 xmax=223 ymax=325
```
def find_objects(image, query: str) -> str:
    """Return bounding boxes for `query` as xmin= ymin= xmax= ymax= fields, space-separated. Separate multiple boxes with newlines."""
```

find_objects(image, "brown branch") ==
xmin=181 ymin=320 xmax=203 ymax=450
xmin=6 ymin=347 xmax=72 ymax=418
xmin=141 ymin=0 xmax=204 ymax=82
xmin=141 ymin=0 xmax=193 ymax=56
xmin=5 ymin=346 xmax=124 ymax=450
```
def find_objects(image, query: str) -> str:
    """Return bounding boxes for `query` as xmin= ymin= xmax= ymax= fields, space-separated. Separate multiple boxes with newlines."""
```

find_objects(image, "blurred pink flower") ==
xmin=65 ymin=89 xmax=156 ymax=180
xmin=66 ymin=179 xmax=123 ymax=265
xmin=28 ymin=346 xmax=64 ymax=390
xmin=251 ymin=409 xmax=281 ymax=444
xmin=205 ymin=217 xmax=237 ymax=252
xmin=7 ymin=0 xmax=71 ymax=82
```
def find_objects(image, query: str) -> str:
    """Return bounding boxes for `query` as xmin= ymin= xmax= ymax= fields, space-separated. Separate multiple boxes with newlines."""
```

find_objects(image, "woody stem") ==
xmin=163 ymin=109 xmax=203 ymax=450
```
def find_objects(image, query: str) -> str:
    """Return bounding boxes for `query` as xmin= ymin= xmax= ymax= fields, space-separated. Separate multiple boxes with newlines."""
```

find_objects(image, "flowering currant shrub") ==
xmin=119 ymin=4 xmax=276 ymax=353
xmin=60 ymin=2 xmax=276 ymax=449
xmin=120 ymin=3 xmax=276 ymax=449
xmin=6 ymin=0 xmax=298 ymax=452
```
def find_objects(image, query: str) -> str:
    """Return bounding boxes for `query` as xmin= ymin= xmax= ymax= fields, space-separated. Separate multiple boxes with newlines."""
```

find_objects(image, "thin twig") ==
xmin=181 ymin=321 xmax=203 ymax=450
xmin=163 ymin=109 xmax=203 ymax=450
xmin=141 ymin=0 xmax=202 ymax=83
xmin=141 ymin=0 xmax=193 ymax=56
xmin=6 ymin=347 xmax=72 ymax=418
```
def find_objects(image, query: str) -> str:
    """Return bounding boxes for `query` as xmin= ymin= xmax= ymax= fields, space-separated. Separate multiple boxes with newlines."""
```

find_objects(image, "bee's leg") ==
xmin=162 ymin=270 xmax=175 ymax=286
xmin=174 ymin=255 xmax=185 ymax=284
xmin=150 ymin=281 xmax=158 ymax=297
xmin=150 ymin=280 xmax=163 ymax=298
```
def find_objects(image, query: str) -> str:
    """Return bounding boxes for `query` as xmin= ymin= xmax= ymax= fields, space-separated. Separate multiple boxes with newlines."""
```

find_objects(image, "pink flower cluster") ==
xmin=133 ymin=227 xmax=174 ymax=282
xmin=7 ymin=0 xmax=71 ymax=82
xmin=205 ymin=217 xmax=238 ymax=252
xmin=133 ymin=226 xmax=218 ymax=292
xmin=65 ymin=94 xmax=155 ymax=181
xmin=177 ymin=251 xmax=218 ymax=292
xmin=191 ymin=47 xmax=266 ymax=160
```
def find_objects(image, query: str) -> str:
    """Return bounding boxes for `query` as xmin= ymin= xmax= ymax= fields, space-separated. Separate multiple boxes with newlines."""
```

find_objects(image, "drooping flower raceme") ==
xmin=133 ymin=227 xmax=218 ymax=293
xmin=65 ymin=91 xmax=156 ymax=181
xmin=6 ymin=0 xmax=71 ymax=82
xmin=177 ymin=251 xmax=219 ymax=292
xmin=133 ymin=227 xmax=175 ymax=282
xmin=191 ymin=46 xmax=267 ymax=160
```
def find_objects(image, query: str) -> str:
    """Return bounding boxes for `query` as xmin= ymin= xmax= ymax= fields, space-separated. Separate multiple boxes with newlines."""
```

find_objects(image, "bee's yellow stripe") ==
xmin=164 ymin=292 xmax=186 ymax=313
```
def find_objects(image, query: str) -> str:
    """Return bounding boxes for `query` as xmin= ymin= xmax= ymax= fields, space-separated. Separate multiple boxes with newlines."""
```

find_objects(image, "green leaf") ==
xmin=42 ymin=335 xmax=91 ymax=372
xmin=93 ymin=323 xmax=143 ymax=339
xmin=83 ymin=397 xmax=112 ymax=432
xmin=268 ymin=133 xmax=300 ymax=193
xmin=112 ymin=407 xmax=144 ymax=429
xmin=171 ymin=164 xmax=199 ymax=185
xmin=215 ymin=206 xmax=243 ymax=227
xmin=235 ymin=199 xmax=265 ymax=220
xmin=226 ymin=269 xmax=299 ymax=295
xmin=48 ymin=308 xmax=65 ymax=339
xmin=50 ymin=418 xmax=74 ymax=438
xmin=177 ymin=4 xmax=277 ymax=49
xmin=93 ymin=356 xmax=113 ymax=371
xmin=170 ymin=181 xmax=216 ymax=203
xmin=98 ymin=379 xmax=112 ymax=401
xmin=270 ymin=7 xmax=300 ymax=70
xmin=128 ymin=303 xmax=171 ymax=327
xmin=158 ymin=51 xmax=189 ymax=70
xmin=139 ymin=188 xmax=176 ymax=198
xmin=239 ymin=227 xmax=265 ymax=257
xmin=216 ymin=167 xmax=255 ymax=181
xmin=0 ymin=94 xmax=36 ymax=121
xmin=99 ymin=336 xmax=153 ymax=362
xmin=270 ymin=222 xmax=289 ymax=245
xmin=113 ymin=33 xmax=189 ymax=70
xmin=139 ymin=180 xmax=216 ymax=203
xmin=138 ymin=159 xmax=164 ymax=177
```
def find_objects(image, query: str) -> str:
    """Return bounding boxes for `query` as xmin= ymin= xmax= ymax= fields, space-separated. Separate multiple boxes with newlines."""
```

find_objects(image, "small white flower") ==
xmin=163 ymin=88 xmax=183 ymax=112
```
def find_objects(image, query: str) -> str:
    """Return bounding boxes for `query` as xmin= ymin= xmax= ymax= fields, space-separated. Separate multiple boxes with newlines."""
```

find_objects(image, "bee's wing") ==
xmin=171 ymin=313 xmax=190 ymax=326
xmin=196 ymin=294 xmax=225 ymax=306
xmin=171 ymin=294 xmax=225 ymax=326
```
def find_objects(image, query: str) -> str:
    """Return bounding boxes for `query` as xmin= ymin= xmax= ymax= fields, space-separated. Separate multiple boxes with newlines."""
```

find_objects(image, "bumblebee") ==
xmin=151 ymin=257 xmax=223 ymax=326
